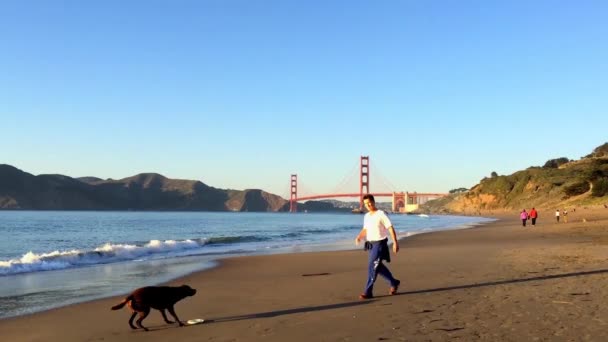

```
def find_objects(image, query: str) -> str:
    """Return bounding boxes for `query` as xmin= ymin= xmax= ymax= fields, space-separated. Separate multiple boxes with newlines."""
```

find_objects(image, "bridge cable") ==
xmin=372 ymin=160 xmax=401 ymax=193
xmin=297 ymin=179 xmax=315 ymax=199
xmin=329 ymin=159 xmax=360 ymax=195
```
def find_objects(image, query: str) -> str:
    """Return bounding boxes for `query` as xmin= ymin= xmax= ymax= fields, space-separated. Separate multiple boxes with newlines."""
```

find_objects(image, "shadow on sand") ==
xmin=202 ymin=268 xmax=608 ymax=325
xmin=206 ymin=300 xmax=374 ymax=324
xmin=398 ymin=268 xmax=608 ymax=296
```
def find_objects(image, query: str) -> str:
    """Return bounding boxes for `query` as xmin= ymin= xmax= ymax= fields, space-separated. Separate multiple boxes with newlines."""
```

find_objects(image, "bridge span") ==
xmin=290 ymin=156 xmax=447 ymax=213
xmin=294 ymin=192 xmax=447 ymax=213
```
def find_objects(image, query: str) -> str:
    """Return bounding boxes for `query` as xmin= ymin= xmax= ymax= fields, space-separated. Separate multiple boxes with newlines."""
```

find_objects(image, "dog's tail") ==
xmin=111 ymin=295 xmax=133 ymax=311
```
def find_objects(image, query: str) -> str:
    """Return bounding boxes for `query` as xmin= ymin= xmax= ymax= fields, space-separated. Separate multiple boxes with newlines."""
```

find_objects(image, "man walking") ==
xmin=355 ymin=194 xmax=400 ymax=299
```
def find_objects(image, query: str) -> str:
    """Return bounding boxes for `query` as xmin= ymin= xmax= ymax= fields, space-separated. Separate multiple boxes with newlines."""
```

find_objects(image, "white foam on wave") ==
xmin=401 ymin=231 xmax=423 ymax=238
xmin=0 ymin=239 xmax=203 ymax=276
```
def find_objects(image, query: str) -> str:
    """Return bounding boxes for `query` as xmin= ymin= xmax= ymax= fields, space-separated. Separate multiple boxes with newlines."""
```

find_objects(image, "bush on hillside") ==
xmin=563 ymin=181 xmax=590 ymax=198
xmin=591 ymin=178 xmax=608 ymax=197
xmin=592 ymin=158 xmax=608 ymax=166
xmin=543 ymin=157 xmax=570 ymax=169
xmin=580 ymin=164 xmax=608 ymax=183
xmin=492 ymin=176 xmax=515 ymax=194
xmin=449 ymin=187 xmax=468 ymax=194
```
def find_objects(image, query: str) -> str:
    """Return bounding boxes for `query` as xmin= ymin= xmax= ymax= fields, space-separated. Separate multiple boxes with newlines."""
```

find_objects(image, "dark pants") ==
xmin=531 ymin=217 xmax=536 ymax=225
xmin=363 ymin=239 xmax=398 ymax=297
xmin=522 ymin=219 xmax=527 ymax=227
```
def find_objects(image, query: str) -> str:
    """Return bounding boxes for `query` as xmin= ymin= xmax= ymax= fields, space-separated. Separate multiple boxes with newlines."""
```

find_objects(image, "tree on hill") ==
xmin=543 ymin=157 xmax=570 ymax=168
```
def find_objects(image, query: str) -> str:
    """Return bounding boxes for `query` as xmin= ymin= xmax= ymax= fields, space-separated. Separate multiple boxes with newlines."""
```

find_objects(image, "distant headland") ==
xmin=0 ymin=165 xmax=306 ymax=212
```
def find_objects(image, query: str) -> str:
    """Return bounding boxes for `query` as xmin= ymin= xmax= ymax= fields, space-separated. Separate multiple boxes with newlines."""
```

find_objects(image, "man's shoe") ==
xmin=389 ymin=280 xmax=401 ymax=295
xmin=359 ymin=293 xmax=372 ymax=300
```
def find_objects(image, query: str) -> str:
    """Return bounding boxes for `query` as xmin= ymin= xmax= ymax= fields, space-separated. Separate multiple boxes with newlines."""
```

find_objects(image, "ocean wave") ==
xmin=0 ymin=235 xmax=265 ymax=276
xmin=280 ymin=232 xmax=305 ymax=238
xmin=276 ymin=227 xmax=350 ymax=239
xmin=204 ymin=235 xmax=269 ymax=244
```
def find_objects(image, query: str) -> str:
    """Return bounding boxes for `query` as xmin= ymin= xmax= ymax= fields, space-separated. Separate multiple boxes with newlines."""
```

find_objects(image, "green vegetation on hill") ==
xmin=422 ymin=143 xmax=608 ymax=213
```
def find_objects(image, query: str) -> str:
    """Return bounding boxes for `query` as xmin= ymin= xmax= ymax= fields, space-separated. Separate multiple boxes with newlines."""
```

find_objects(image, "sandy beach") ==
xmin=2 ymin=207 xmax=608 ymax=341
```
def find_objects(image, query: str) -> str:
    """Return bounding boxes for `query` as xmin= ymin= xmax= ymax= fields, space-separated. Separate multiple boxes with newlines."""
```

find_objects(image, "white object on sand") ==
xmin=187 ymin=318 xmax=205 ymax=325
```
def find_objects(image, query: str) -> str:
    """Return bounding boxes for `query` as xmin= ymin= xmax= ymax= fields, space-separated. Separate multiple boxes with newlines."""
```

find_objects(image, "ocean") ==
xmin=0 ymin=211 xmax=494 ymax=319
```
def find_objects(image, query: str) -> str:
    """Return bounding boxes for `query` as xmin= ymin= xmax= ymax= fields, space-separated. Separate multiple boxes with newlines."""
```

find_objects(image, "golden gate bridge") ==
xmin=289 ymin=156 xmax=447 ymax=213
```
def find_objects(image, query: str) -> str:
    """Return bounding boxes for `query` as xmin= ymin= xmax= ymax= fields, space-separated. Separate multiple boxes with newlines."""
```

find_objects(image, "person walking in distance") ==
xmin=355 ymin=194 xmax=400 ymax=300
xmin=520 ymin=209 xmax=529 ymax=227
xmin=555 ymin=209 xmax=560 ymax=223
xmin=563 ymin=209 xmax=568 ymax=223
xmin=529 ymin=207 xmax=538 ymax=226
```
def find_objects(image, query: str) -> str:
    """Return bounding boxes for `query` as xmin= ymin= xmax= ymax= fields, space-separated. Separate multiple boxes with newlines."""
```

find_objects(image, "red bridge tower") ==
xmin=359 ymin=156 xmax=370 ymax=210
xmin=289 ymin=174 xmax=297 ymax=213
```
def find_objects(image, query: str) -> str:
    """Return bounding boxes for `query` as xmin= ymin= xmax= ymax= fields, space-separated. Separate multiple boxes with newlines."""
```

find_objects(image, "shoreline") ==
xmin=0 ymin=214 xmax=493 ymax=321
xmin=2 ymin=207 xmax=608 ymax=340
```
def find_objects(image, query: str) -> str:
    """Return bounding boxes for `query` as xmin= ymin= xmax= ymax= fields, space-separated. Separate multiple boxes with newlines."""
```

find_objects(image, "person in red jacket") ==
xmin=529 ymin=207 xmax=538 ymax=226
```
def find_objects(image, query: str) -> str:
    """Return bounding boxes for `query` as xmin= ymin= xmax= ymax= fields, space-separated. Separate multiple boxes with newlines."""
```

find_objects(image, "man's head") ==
xmin=363 ymin=194 xmax=376 ymax=211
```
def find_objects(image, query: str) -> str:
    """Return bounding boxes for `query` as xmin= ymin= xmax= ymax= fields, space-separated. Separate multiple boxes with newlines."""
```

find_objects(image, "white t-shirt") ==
xmin=364 ymin=210 xmax=393 ymax=241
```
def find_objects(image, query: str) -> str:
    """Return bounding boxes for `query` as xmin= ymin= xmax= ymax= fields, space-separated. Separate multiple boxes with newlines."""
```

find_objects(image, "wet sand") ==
xmin=2 ymin=207 xmax=608 ymax=341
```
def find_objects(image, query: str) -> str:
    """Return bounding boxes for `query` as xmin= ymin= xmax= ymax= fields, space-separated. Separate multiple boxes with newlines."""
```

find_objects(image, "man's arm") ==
xmin=355 ymin=228 xmax=366 ymax=245
xmin=388 ymin=226 xmax=399 ymax=253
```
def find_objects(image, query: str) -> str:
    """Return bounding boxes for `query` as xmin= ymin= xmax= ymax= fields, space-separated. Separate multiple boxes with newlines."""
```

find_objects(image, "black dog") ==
xmin=111 ymin=285 xmax=197 ymax=331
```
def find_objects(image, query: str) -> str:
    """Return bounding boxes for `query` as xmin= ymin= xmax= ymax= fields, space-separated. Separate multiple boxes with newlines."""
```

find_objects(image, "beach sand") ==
xmin=2 ymin=207 xmax=608 ymax=341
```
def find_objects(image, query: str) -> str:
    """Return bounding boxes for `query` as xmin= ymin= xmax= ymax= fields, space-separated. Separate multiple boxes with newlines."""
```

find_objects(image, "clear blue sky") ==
xmin=2 ymin=0 xmax=607 ymax=198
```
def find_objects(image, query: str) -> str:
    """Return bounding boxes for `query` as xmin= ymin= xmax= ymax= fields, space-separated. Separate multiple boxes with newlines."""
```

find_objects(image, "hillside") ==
xmin=422 ymin=143 xmax=608 ymax=214
xmin=0 ymin=165 xmax=287 ymax=211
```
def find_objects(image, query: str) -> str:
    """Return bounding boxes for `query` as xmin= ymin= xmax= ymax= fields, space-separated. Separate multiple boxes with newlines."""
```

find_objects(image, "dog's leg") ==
xmin=160 ymin=309 xmax=175 ymax=324
xmin=128 ymin=312 xmax=138 ymax=329
xmin=136 ymin=308 xmax=150 ymax=331
xmin=167 ymin=306 xmax=184 ymax=326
